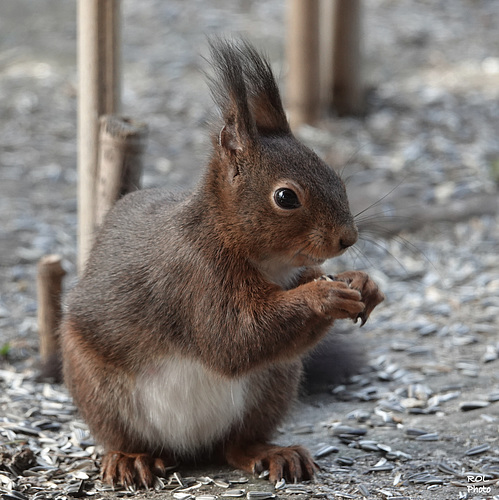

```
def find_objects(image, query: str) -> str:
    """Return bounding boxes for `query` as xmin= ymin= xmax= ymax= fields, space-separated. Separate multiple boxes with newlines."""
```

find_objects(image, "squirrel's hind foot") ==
xmin=226 ymin=443 xmax=318 ymax=483
xmin=102 ymin=451 xmax=173 ymax=489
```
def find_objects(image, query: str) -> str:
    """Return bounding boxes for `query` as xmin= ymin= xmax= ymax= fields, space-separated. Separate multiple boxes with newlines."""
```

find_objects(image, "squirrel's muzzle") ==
xmin=338 ymin=224 xmax=358 ymax=251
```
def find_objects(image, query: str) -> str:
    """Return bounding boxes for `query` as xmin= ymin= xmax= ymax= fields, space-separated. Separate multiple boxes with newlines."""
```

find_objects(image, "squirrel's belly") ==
xmin=132 ymin=356 xmax=249 ymax=456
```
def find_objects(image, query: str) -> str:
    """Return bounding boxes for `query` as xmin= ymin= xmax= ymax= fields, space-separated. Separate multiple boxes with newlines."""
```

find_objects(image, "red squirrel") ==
xmin=60 ymin=39 xmax=384 ymax=488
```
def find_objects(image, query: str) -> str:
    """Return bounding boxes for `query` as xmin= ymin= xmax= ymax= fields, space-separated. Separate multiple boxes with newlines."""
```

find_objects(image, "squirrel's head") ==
xmin=205 ymin=38 xmax=357 ymax=269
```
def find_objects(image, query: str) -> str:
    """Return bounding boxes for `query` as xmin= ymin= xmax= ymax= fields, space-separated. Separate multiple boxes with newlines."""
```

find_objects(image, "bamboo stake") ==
xmin=286 ymin=0 xmax=321 ymax=129
xmin=319 ymin=0 xmax=336 ymax=110
xmin=95 ymin=116 xmax=148 ymax=227
xmin=331 ymin=0 xmax=364 ymax=115
xmin=77 ymin=0 xmax=121 ymax=273
xmin=37 ymin=255 xmax=66 ymax=364
xmin=100 ymin=0 xmax=121 ymax=114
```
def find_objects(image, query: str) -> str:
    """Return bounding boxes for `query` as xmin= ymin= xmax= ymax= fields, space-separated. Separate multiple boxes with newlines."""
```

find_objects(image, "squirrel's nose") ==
xmin=339 ymin=226 xmax=358 ymax=250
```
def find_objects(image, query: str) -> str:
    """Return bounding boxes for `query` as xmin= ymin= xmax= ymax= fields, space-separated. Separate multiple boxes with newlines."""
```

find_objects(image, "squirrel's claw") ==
xmin=102 ymin=451 xmax=174 ymax=489
xmin=227 ymin=443 xmax=318 ymax=484
xmin=332 ymin=271 xmax=385 ymax=326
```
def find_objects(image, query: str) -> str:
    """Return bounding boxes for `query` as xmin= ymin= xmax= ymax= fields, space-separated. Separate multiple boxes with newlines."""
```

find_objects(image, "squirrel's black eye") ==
xmin=273 ymin=188 xmax=301 ymax=210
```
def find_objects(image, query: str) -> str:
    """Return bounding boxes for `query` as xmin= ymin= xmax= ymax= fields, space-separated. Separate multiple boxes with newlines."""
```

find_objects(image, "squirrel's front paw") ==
xmin=332 ymin=271 xmax=385 ymax=325
xmin=308 ymin=278 xmax=365 ymax=321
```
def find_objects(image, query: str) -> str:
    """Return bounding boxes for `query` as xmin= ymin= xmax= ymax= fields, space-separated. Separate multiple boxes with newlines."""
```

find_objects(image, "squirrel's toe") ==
xmin=102 ymin=451 xmax=171 ymax=489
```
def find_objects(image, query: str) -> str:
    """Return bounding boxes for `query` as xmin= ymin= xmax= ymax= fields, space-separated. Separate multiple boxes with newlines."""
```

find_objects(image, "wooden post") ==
xmin=37 ymin=255 xmax=66 ymax=364
xmin=77 ymin=0 xmax=121 ymax=273
xmin=331 ymin=0 xmax=364 ymax=115
xmin=286 ymin=0 xmax=321 ymax=129
xmin=319 ymin=0 xmax=336 ymax=110
xmin=95 ymin=116 xmax=148 ymax=227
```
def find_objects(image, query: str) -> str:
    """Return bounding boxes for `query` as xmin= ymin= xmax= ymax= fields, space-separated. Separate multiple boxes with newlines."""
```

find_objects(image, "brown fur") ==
xmin=60 ymin=39 xmax=384 ymax=488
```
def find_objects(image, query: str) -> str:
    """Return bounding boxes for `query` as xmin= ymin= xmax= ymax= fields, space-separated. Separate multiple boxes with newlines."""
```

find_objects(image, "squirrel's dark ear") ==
xmin=240 ymin=41 xmax=291 ymax=135
xmin=208 ymin=38 xmax=257 ymax=154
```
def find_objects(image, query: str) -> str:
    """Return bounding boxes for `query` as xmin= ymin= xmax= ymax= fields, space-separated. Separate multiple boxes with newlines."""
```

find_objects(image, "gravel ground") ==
xmin=1 ymin=1 xmax=499 ymax=499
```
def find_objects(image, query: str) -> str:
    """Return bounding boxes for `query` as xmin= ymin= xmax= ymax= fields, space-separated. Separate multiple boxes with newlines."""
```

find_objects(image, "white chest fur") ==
xmin=253 ymin=257 xmax=304 ymax=290
xmin=132 ymin=356 xmax=249 ymax=457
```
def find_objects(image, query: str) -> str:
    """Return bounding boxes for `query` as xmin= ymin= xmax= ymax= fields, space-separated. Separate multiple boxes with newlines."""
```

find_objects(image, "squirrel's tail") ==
xmin=301 ymin=332 xmax=365 ymax=394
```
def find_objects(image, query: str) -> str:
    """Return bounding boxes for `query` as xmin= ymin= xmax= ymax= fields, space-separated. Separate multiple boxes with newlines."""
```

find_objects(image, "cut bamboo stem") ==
xmin=319 ymin=0 xmax=336 ymax=110
xmin=37 ymin=255 xmax=66 ymax=364
xmin=286 ymin=0 xmax=321 ymax=129
xmin=331 ymin=0 xmax=364 ymax=115
xmin=77 ymin=0 xmax=121 ymax=273
xmin=95 ymin=115 xmax=148 ymax=227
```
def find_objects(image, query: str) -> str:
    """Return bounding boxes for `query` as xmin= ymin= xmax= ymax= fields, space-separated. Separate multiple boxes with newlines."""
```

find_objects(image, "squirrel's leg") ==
xmin=224 ymin=362 xmax=317 ymax=482
xmin=62 ymin=318 xmax=175 ymax=488
xmin=101 ymin=451 xmax=174 ymax=489
xmin=225 ymin=443 xmax=317 ymax=483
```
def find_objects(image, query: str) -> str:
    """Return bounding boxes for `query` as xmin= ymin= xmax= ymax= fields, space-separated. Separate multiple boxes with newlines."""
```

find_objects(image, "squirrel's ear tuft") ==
xmin=240 ymin=41 xmax=291 ymax=136
xmin=207 ymin=38 xmax=291 ymax=153
xmin=208 ymin=38 xmax=257 ymax=154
